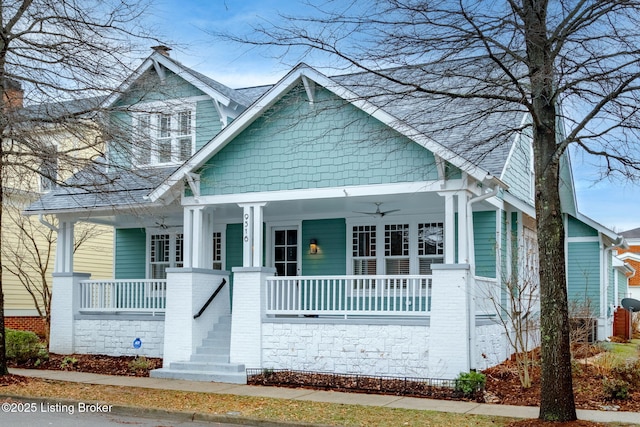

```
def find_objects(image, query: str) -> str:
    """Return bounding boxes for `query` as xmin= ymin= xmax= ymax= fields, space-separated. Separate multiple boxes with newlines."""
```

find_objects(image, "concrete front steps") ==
xmin=151 ymin=315 xmax=246 ymax=384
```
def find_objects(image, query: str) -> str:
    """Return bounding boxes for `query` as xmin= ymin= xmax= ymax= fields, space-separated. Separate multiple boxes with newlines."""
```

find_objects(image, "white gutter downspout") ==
xmin=39 ymin=214 xmax=58 ymax=232
xmin=465 ymin=180 xmax=502 ymax=372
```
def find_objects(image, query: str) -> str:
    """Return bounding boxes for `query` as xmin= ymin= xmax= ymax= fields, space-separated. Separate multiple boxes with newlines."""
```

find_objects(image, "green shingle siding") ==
xmin=196 ymin=100 xmax=221 ymax=150
xmin=301 ymin=219 xmax=346 ymax=276
xmin=115 ymin=67 xmax=206 ymax=106
xmin=199 ymin=84 xmax=439 ymax=195
xmin=108 ymin=112 xmax=134 ymax=168
xmin=114 ymin=228 xmax=146 ymax=279
xmin=567 ymin=241 xmax=600 ymax=314
xmin=502 ymin=121 xmax=532 ymax=202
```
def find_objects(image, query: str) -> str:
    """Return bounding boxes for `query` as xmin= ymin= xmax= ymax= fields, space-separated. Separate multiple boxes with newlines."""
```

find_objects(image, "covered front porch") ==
xmin=47 ymin=177 xmax=514 ymax=381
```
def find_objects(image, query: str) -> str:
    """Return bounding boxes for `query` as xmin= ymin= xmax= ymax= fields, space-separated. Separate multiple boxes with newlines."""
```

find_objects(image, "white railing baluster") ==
xmin=79 ymin=279 xmax=167 ymax=314
xmin=264 ymin=275 xmax=432 ymax=317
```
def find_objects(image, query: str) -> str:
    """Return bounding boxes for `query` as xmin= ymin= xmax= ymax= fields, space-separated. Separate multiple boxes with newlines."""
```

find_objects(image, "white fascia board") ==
xmin=575 ymin=211 xmax=621 ymax=242
xmin=180 ymin=180 xmax=462 ymax=207
xmin=150 ymin=64 xmax=492 ymax=202
xmin=153 ymin=56 xmax=233 ymax=107
xmin=625 ymin=237 xmax=640 ymax=246
xmin=618 ymin=252 xmax=640 ymax=263
xmin=612 ymin=255 xmax=636 ymax=275
xmin=100 ymin=56 xmax=155 ymax=109
xmin=502 ymin=191 xmax=535 ymax=218
xmin=100 ymin=53 xmax=233 ymax=110
xmin=24 ymin=201 xmax=166 ymax=218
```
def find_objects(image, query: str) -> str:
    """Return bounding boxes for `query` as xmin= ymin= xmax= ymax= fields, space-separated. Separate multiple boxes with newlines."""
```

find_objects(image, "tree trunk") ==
xmin=531 ymin=90 xmax=577 ymax=421
xmin=523 ymin=0 xmax=577 ymax=420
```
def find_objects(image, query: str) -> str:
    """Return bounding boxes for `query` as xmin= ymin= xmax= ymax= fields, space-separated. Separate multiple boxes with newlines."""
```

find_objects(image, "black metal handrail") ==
xmin=193 ymin=278 xmax=227 ymax=319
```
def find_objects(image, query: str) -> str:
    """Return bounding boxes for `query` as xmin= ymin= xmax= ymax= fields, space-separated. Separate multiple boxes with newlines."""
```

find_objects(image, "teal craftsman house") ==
xmin=28 ymin=47 xmax=630 ymax=383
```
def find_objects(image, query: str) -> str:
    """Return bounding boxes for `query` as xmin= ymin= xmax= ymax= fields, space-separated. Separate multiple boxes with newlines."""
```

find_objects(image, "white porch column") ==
xmin=183 ymin=206 xmax=210 ymax=269
xmin=55 ymin=219 xmax=76 ymax=273
xmin=230 ymin=267 xmax=276 ymax=368
xmin=162 ymin=268 xmax=230 ymax=365
xmin=49 ymin=272 xmax=91 ymax=353
xmin=238 ymin=203 xmax=267 ymax=267
xmin=429 ymin=264 xmax=471 ymax=378
xmin=457 ymin=191 xmax=470 ymax=264
xmin=443 ymin=193 xmax=456 ymax=264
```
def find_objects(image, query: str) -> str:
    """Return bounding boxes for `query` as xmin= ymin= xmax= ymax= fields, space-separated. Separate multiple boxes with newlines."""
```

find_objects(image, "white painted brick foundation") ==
xmin=261 ymin=322 xmax=430 ymax=377
xmin=475 ymin=323 xmax=509 ymax=370
xmin=261 ymin=320 xmax=511 ymax=379
xmin=73 ymin=318 xmax=165 ymax=357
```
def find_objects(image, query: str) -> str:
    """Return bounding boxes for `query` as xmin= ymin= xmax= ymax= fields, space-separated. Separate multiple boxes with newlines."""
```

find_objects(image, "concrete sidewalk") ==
xmin=8 ymin=368 xmax=640 ymax=425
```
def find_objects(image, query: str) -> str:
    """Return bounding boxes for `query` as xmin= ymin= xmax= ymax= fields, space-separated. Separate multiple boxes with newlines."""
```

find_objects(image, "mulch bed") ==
xmin=7 ymin=353 xmax=163 ymax=377
xmin=248 ymin=370 xmax=479 ymax=400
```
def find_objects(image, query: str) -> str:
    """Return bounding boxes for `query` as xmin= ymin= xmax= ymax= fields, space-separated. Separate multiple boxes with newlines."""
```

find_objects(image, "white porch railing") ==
xmin=79 ymin=279 xmax=166 ymax=314
xmin=265 ymin=275 xmax=431 ymax=317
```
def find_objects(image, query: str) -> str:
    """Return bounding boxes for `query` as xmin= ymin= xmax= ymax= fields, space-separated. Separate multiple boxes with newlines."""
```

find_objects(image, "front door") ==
xmin=273 ymin=227 xmax=298 ymax=276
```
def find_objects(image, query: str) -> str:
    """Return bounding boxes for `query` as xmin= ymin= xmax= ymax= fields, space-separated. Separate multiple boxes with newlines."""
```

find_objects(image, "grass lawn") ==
xmin=605 ymin=339 xmax=640 ymax=360
xmin=0 ymin=378 xmax=515 ymax=427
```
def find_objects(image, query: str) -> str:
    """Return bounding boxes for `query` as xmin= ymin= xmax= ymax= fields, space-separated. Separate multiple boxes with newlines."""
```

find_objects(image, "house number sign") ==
xmin=243 ymin=213 xmax=250 ymax=242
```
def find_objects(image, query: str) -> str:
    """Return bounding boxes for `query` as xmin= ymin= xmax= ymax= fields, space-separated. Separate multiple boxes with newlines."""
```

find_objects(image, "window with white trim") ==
xmin=418 ymin=222 xmax=444 ymax=274
xmin=149 ymin=232 xmax=183 ymax=279
xmin=385 ymin=224 xmax=410 ymax=274
xmin=212 ymin=231 xmax=223 ymax=270
xmin=352 ymin=225 xmax=377 ymax=275
xmin=135 ymin=109 xmax=194 ymax=166
xmin=350 ymin=221 xmax=444 ymax=276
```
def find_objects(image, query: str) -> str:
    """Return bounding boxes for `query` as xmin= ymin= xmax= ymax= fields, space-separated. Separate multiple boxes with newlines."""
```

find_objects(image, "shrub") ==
xmin=5 ymin=329 xmax=48 ymax=363
xmin=129 ymin=356 xmax=152 ymax=372
xmin=610 ymin=360 xmax=640 ymax=388
xmin=454 ymin=371 xmax=486 ymax=397
xmin=603 ymin=378 xmax=630 ymax=400
xmin=60 ymin=356 xmax=78 ymax=370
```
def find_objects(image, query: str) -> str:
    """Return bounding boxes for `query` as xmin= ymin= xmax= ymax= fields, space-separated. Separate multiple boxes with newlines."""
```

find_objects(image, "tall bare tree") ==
xmin=220 ymin=0 xmax=640 ymax=421
xmin=0 ymin=0 xmax=158 ymax=376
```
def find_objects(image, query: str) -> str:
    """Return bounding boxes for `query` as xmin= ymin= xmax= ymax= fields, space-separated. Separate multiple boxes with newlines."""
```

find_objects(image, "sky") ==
xmin=146 ymin=0 xmax=640 ymax=233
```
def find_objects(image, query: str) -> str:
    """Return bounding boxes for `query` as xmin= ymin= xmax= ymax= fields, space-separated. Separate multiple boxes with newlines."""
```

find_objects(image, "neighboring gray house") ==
xmin=28 ymin=48 xmax=630 ymax=383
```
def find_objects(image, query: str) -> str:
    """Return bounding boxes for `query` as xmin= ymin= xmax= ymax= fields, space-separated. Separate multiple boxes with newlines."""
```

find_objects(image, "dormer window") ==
xmin=134 ymin=107 xmax=194 ymax=166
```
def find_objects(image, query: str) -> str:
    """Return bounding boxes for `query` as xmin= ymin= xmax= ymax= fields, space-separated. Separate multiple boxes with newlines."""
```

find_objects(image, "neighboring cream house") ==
xmin=3 ymin=87 xmax=113 ymax=337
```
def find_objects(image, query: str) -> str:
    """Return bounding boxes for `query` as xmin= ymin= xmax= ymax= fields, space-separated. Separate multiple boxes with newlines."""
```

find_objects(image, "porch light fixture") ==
xmin=310 ymin=239 xmax=318 ymax=254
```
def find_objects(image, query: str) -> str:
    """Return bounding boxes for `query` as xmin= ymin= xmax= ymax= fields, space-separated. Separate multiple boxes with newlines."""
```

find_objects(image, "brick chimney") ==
xmin=3 ymin=78 xmax=23 ymax=110
xmin=151 ymin=45 xmax=171 ymax=57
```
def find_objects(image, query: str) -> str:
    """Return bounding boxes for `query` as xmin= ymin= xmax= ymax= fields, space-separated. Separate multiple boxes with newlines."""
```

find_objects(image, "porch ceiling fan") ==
xmin=353 ymin=202 xmax=400 ymax=218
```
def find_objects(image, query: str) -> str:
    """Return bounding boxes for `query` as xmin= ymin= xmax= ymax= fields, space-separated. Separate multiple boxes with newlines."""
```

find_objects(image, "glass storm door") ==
xmin=273 ymin=228 xmax=298 ymax=276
